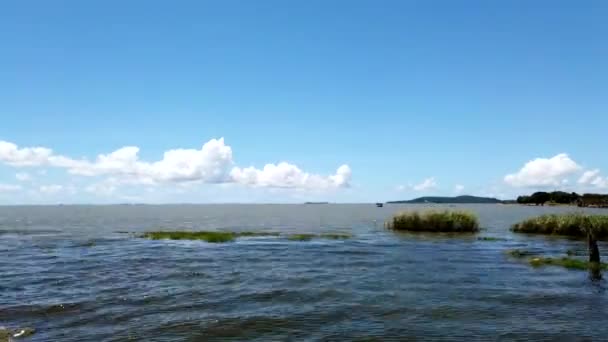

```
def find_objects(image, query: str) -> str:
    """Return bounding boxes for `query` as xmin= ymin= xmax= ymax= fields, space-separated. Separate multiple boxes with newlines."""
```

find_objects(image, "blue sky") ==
xmin=0 ymin=0 xmax=606 ymax=204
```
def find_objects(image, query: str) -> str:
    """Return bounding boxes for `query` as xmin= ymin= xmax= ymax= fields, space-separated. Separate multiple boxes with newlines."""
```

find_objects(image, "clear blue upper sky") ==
xmin=0 ymin=0 xmax=606 ymax=203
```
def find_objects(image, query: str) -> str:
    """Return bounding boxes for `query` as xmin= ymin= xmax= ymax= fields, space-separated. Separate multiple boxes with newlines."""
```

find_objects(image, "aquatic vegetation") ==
xmin=505 ymin=249 xmax=536 ymax=258
xmin=506 ymin=248 xmax=608 ymax=271
xmin=287 ymin=234 xmax=316 ymax=241
xmin=386 ymin=210 xmax=479 ymax=233
xmin=319 ymin=233 xmax=352 ymax=239
xmin=511 ymin=213 xmax=608 ymax=239
xmin=142 ymin=230 xmax=351 ymax=243
xmin=142 ymin=231 xmax=279 ymax=243
xmin=477 ymin=236 xmax=507 ymax=241
xmin=528 ymin=257 xmax=608 ymax=270
xmin=234 ymin=231 xmax=280 ymax=237
xmin=143 ymin=231 xmax=237 ymax=243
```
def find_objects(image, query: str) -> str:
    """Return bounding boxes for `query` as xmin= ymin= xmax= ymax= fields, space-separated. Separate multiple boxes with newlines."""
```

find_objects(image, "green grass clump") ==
xmin=142 ymin=230 xmax=283 ymax=243
xmin=505 ymin=249 xmax=536 ymax=258
xmin=528 ymin=257 xmax=608 ymax=270
xmin=511 ymin=213 xmax=608 ymax=239
xmin=143 ymin=231 xmax=236 ymax=243
xmin=287 ymin=234 xmax=316 ymax=241
xmin=234 ymin=231 xmax=280 ymax=237
xmin=387 ymin=210 xmax=479 ymax=233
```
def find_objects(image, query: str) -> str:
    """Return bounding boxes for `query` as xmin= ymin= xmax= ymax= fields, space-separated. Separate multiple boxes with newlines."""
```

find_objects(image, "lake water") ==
xmin=2 ymin=204 xmax=608 ymax=341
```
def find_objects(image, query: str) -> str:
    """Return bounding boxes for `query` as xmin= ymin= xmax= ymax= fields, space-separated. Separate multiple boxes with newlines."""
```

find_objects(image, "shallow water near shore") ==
xmin=2 ymin=204 xmax=608 ymax=341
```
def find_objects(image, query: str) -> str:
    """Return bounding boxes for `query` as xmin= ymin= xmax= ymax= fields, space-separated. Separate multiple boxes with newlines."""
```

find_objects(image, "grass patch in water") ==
xmin=319 ymin=233 xmax=352 ymax=239
xmin=505 ymin=249 xmax=536 ymax=258
xmin=387 ymin=210 xmax=479 ymax=233
xmin=143 ymin=231 xmax=236 ymax=243
xmin=287 ymin=234 xmax=316 ymax=241
xmin=511 ymin=213 xmax=608 ymax=239
xmin=235 ymin=231 xmax=280 ymax=237
xmin=477 ymin=236 xmax=507 ymax=241
xmin=528 ymin=257 xmax=608 ymax=270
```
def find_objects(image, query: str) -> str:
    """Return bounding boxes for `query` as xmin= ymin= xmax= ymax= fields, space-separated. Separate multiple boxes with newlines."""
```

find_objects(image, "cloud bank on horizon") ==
xmin=1 ymin=138 xmax=607 ymax=202
xmin=0 ymin=138 xmax=351 ymax=192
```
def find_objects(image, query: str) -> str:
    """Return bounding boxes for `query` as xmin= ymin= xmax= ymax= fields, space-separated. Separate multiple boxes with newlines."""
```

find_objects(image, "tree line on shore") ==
xmin=516 ymin=191 xmax=608 ymax=208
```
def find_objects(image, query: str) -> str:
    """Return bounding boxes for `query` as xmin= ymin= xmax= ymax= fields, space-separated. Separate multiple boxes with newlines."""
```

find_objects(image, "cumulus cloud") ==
xmin=39 ymin=184 xmax=63 ymax=194
xmin=231 ymin=163 xmax=351 ymax=189
xmin=579 ymin=169 xmax=608 ymax=189
xmin=15 ymin=172 xmax=31 ymax=181
xmin=0 ymin=139 xmax=351 ymax=191
xmin=454 ymin=184 xmax=465 ymax=194
xmin=0 ymin=141 xmax=53 ymax=167
xmin=0 ymin=184 xmax=21 ymax=192
xmin=413 ymin=177 xmax=437 ymax=191
xmin=504 ymin=153 xmax=581 ymax=187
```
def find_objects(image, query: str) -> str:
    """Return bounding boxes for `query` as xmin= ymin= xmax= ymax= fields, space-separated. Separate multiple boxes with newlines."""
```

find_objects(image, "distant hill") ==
xmin=387 ymin=195 xmax=502 ymax=204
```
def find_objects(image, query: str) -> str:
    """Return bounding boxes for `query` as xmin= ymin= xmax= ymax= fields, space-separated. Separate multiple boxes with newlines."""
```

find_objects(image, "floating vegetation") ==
xmin=511 ymin=213 xmax=608 ymax=239
xmin=505 ymin=249 xmax=537 ymax=258
xmin=287 ymin=234 xmax=316 ymax=241
xmin=386 ymin=210 xmax=479 ymax=233
xmin=142 ymin=231 xmax=237 ymax=243
xmin=141 ymin=231 xmax=351 ymax=243
xmin=477 ymin=236 xmax=507 ymax=241
xmin=234 ymin=231 xmax=281 ymax=237
xmin=505 ymin=249 xmax=608 ymax=271
xmin=528 ymin=257 xmax=608 ymax=270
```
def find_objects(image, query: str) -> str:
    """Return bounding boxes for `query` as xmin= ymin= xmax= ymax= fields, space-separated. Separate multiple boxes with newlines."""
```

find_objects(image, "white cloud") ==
xmin=504 ymin=153 xmax=581 ymax=187
xmin=0 ymin=184 xmax=21 ymax=192
xmin=454 ymin=184 xmax=465 ymax=194
xmin=413 ymin=177 xmax=437 ymax=192
xmin=579 ymin=169 xmax=600 ymax=184
xmin=39 ymin=184 xmax=63 ymax=194
xmin=230 ymin=163 xmax=351 ymax=189
xmin=0 ymin=138 xmax=351 ymax=191
xmin=579 ymin=169 xmax=608 ymax=189
xmin=15 ymin=172 xmax=31 ymax=181
xmin=0 ymin=141 xmax=53 ymax=167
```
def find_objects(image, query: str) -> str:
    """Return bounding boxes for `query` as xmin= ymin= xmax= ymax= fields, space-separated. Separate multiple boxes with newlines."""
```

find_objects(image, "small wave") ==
xmin=0 ymin=302 xmax=89 ymax=321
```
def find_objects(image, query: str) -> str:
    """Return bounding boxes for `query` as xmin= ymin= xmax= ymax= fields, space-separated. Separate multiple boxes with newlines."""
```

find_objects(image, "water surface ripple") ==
xmin=1 ymin=204 xmax=608 ymax=341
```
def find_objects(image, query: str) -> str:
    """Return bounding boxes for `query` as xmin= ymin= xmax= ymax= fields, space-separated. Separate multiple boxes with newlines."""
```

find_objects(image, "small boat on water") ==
xmin=376 ymin=203 xmax=383 ymax=207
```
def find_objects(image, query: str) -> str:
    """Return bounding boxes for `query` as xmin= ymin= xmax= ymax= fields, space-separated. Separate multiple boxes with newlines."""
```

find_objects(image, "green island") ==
xmin=387 ymin=195 xmax=502 ymax=204
xmin=141 ymin=231 xmax=352 ymax=243
xmin=386 ymin=210 xmax=479 ymax=232
xmin=516 ymin=191 xmax=608 ymax=208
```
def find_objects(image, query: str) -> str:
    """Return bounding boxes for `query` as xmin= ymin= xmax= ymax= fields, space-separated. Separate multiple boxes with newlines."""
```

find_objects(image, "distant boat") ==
xmin=376 ymin=203 xmax=383 ymax=207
